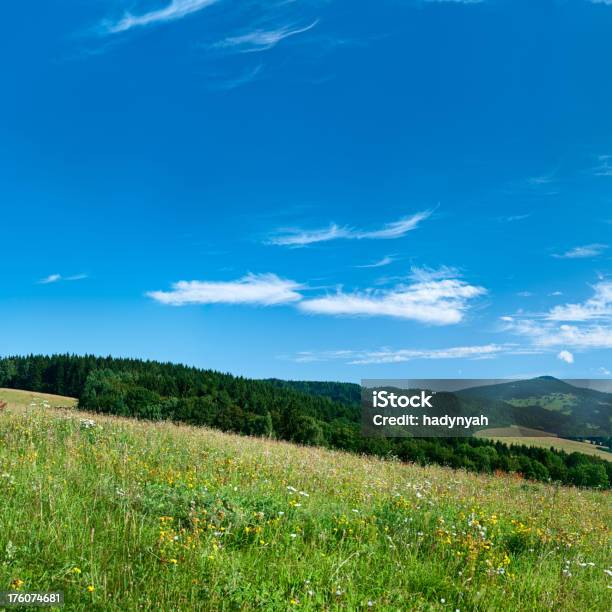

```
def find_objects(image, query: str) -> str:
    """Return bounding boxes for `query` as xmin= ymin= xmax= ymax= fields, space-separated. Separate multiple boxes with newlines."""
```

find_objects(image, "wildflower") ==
xmin=290 ymin=597 xmax=299 ymax=605
xmin=169 ymin=558 xmax=178 ymax=564
xmin=367 ymin=601 xmax=374 ymax=607
xmin=290 ymin=533 xmax=297 ymax=539
xmin=87 ymin=585 xmax=95 ymax=593
xmin=71 ymin=567 xmax=82 ymax=574
xmin=10 ymin=578 xmax=24 ymax=590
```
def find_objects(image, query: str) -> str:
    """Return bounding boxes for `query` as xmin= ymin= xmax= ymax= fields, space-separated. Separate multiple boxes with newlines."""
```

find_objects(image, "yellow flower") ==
xmin=87 ymin=585 xmax=95 ymax=593
xmin=71 ymin=567 xmax=82 ymax=574
xmin=169 ymin=558 xmax=178 ymax=564
xmin=10 ymin=578 xmax=24 ymax=590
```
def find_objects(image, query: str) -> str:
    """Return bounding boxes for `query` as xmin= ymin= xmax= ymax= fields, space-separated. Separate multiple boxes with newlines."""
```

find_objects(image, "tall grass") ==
xmin=0 ymin=394 xmax=610 ymax=610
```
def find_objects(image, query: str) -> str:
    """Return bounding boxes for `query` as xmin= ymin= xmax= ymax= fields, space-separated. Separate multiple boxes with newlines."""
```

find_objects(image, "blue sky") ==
xmin=1 ymin=0 xmax=611 ymax=382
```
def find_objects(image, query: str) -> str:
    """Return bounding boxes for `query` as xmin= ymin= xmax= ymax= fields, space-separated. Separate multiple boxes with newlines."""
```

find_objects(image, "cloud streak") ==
xmin=355 ymin=256 xmax=395 ymax=269
xmin=552 ymin=244 xmax=608 ymax=259
xmin=502 ymin=282 xmax=612 ymax=350
xmin=267 ymin=210 xmax=432 ymax=246
xmin=38 ymin=273 xmax=88 ymax=284
xmin=104 ymin=0 xmax=220 ymax=34
xmin=214 ymin=21 xmax=319 ymax=53
xmin=292 ymin=344 xmax=505 ymax=365
xmin=298 ymin=273 xmax=486 ymax=325
xmin=546 ymin=280 xmax=612 ymax=321
xmin=147 ymin=273 xmax=303 ymax=306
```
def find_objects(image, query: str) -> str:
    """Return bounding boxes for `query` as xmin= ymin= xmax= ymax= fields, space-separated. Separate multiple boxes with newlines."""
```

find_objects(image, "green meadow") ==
xmin=0 ymin=390 xmax=610 ymax=611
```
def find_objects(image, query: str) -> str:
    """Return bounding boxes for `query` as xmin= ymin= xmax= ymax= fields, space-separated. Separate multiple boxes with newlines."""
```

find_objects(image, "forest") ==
xmin=0 ymin=354 xmax=609 ymax=488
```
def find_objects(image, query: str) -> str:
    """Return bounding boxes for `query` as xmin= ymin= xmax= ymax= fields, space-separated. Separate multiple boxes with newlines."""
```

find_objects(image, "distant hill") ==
xmin=457 ymin=377 xmax=611 ymax=438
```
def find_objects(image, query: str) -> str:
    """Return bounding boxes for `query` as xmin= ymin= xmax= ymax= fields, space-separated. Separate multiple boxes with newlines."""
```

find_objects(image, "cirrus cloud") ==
xmin=298 ymin=272 xmax=486 ymax=325
xmin=147 ymin=273 xmax=303 ymax=306
xmin=267 ymin=210 xmax=432 ymax=247
xmin=552 ymin=244 xmax=608 ymax=259
xmin=103 ymin=0 xmax=220 ymax=35
xmin=213 ymin=21 xmax=319 ymax=54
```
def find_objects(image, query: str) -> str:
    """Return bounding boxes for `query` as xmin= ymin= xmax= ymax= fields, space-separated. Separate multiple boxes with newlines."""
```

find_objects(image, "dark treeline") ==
xmin=1 ymin=354 xmax=610 ymax=488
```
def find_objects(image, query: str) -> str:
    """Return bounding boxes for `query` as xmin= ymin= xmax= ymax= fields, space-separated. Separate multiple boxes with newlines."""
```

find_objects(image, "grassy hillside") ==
xmin=477 ymin=426 xmax=612 ymax=461
xmin=0 ymin=387 xmax=76 ymax=409
xmin=0 ymin=390 xmax=610 ymax=610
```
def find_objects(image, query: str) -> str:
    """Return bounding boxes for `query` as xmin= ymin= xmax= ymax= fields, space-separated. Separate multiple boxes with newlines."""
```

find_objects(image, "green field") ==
xmin=0 ymin=387 xmax=77 ymax=409
xmin=0 ymin=389 xmax=610 ymax=610
xmin=477 ymin=426 xmax=612 ymax=462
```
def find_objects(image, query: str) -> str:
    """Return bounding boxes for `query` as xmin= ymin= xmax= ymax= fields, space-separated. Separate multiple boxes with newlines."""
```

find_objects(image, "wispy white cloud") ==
xmin=547 ymin=280 xmax=612 ymax=321
xmin=214 ymin=20 xmax=319 ymax=53
xmin=592 ymin=154 xmax=612 ymax=176
xmin=267 ymin=210 xmax=432 ymax=246
xmin=147 ymin=273 xmax=303 ymax=306
xmin=213 ymin=63 xmax=263 ymax=90
xmin=502 ymin=280 xmax=612 ymax=350
xmin=38 ymin=273 xmax=88 ymax=285
xmin=104 ymin=0 xmax=220 ymax=34
xmin=499 ymin=213 xmax=530 ymax=223
xmin=557 ymin=350 xmax=574 ymax=364
xmin=503 ymin=318 xmax=612 ymax=350
xmin=348 ymin=344 xmax=502 ymax=364
xmin=38 ymin=274 xmax=62 ymax=285
xmin=552 ymin=244 xmax=608 ymax=259
xmin=355 ymin=256 xmax=395 ymax=269
xmin=268 ymin=223 xmax=351 ymax=246
xmin=298 ymin=271 xmax=486 ymax=325
xmin=290 ymin=344 xmax=506 ymax=365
